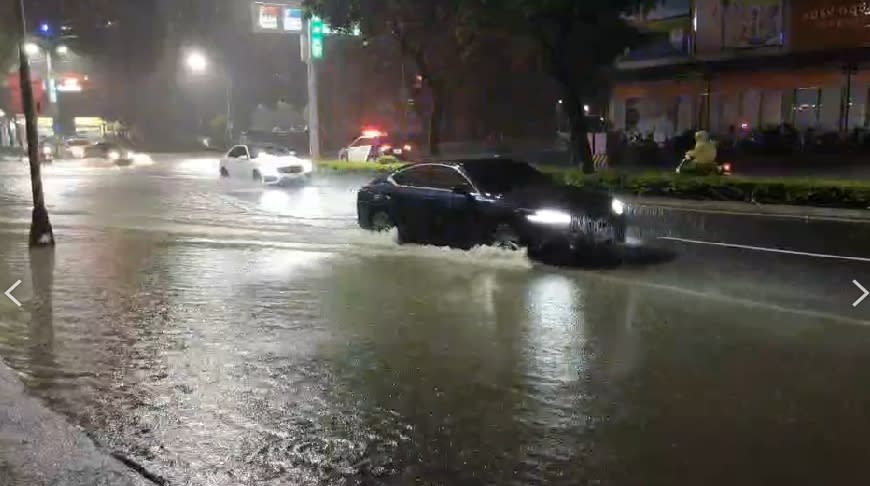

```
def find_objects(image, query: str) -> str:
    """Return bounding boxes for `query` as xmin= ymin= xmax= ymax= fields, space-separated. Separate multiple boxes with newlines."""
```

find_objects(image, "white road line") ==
xmin=588 ymin=272 xmax=869 ymax=327
xmin=635 ymin=203 xmax=870 ymax=224
xmin=658 ymin=236 xmax=870 ymax=263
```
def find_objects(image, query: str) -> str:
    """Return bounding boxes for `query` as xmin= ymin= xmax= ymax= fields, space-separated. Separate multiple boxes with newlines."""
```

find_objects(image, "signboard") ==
xmin=57 ymin=77 xmax=83 ymax=93
xmin=791 ymin=0 xmax=870 ymax=50
xmin=74 ymin=117 xmax=106 ymax=138
xmin=284 ymin=8 xmax=303 ymax=32
xmin=723 ymin=0 xmax=783 ymax=48
xmin=252 ymin=2 xmax=302 ymax=33
xmin=258 ymin=4 xmax=280 ymax=29
xmin=251 ymin=1 xmax=359 ymax=36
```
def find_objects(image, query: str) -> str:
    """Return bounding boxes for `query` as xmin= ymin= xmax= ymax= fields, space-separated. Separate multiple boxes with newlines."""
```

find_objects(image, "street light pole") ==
xmin=15 ymin=0 xmax=55 ymax=247
xmin=305 ymin=18 xmax=320 ymax=160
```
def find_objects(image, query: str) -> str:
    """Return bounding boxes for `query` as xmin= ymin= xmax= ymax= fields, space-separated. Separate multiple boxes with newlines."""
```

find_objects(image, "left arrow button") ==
xmin=5 ymin=280 xmax=22 ymax=307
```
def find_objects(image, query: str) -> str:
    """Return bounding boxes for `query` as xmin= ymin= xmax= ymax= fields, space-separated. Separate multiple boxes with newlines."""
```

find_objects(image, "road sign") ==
xmin=310 ymin=16 xmax=324 ymax=59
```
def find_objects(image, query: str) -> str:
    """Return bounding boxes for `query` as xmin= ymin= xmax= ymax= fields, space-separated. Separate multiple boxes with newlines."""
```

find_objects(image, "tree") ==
xmin=304 ymin=0 xmax=483 ymax=155
xmin=497 ymin=0 xmax=656 ymax=173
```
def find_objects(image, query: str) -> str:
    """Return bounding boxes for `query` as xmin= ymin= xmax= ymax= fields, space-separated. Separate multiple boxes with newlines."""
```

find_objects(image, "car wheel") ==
xmin=492 ymin=223 xmax=522 ymax=251
xmin=220 ymin=166 xmax=229 ymax=178
xmin=339 ymin=152 xmax=348 ymax=161
xmin=252 ymin=169 xmax=262 ymax=182
xmin=370 ymin=210 xmax=395 ymax=232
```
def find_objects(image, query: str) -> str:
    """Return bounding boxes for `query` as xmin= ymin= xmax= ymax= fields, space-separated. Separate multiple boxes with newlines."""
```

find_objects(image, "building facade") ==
xmin=610 ymin=0 xmax=870 ymax=140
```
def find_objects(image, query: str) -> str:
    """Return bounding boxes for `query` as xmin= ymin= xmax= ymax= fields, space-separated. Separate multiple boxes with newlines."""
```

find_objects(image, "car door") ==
xmin=224 ymin=145 xmax=250 ymax=177
xmin=389 ymin=164 xmax=460 ymax=245
xmin=426 ymin=165 xmax=479 ymax=247
xmin=348 ymin=137 xmax=375 ymax=162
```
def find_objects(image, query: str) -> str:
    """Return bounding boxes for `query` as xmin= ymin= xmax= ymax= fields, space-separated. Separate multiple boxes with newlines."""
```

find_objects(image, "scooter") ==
xmin=675 ymin=156 xmax=732 ymax=176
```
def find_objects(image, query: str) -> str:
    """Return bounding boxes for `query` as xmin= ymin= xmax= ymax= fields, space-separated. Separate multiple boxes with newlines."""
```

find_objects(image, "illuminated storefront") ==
xmin=610 ymin=0 xmax=870 ymax=137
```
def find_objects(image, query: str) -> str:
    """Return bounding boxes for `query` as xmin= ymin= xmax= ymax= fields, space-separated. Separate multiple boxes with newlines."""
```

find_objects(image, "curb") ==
xmin=0 ymin=360 xmax=155 ymax=486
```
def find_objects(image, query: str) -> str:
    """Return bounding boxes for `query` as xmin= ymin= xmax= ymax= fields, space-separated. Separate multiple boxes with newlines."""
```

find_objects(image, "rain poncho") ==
xmin=684 ymin=131 xmax=717 ymax=166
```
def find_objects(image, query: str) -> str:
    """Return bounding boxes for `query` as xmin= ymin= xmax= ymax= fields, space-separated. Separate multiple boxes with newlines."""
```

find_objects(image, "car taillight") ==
xmin=380 ymin=144 xmax=392 ymax=153
xmin=723 ymin=163 xmax=732 ymax=172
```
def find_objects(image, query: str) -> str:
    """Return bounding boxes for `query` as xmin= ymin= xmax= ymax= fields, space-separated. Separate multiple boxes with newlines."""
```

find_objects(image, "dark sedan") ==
xmin=357 ymin=159 xmax=627 ymax=256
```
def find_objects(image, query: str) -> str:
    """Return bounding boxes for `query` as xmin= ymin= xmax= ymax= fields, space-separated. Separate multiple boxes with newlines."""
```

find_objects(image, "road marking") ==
xmin=635 ymin=202 xmax=870 ymax=224
xmin=586 ymin=272 xmax=869 ymax=327
xmin=855 ymin=280 xmax=869 ymax=308
xmin=4 ymin=280 xmax=22 ymax=307
xmin=658 ymin=237 xmax=870 ymax=263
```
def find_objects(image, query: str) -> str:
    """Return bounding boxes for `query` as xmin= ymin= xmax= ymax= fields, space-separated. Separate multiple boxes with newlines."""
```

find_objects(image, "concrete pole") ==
xmin=15 ymin=0 xmax=55 ymax=247
xmin=305 ymin=19 xmax=320 ymax=160
xmin=225 ymin=74 xmax=233 ymax=144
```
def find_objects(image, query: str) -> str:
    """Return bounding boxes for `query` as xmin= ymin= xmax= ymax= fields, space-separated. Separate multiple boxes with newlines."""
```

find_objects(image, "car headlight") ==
xmin=300 ymin=159 xmax=313 ymax=173
xmin=127 ymin=150 xmax=136 ymax=158
xmin=611 ymin=198 xmax=626 ymax=216
xmin=526 ymin=209 xmax=572 ymax=226
xmin=42 ymin=145 xmax=52 ymax=155
xmin=108 ymin=150 xmax=120 ymax=160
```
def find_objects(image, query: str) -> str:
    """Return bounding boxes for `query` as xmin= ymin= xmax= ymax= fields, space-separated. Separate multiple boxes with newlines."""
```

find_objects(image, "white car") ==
xmin=220 ymin=144 xmax=313 ymax=184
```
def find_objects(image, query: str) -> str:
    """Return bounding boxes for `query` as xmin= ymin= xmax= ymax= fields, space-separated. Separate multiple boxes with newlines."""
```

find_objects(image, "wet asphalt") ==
xmin=0 ymin=154 xmax=869 ymax=485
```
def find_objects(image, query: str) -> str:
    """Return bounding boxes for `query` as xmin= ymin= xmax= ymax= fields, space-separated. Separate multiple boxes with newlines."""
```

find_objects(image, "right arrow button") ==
xmin=854 ymin=280 xmax=869 ymax=308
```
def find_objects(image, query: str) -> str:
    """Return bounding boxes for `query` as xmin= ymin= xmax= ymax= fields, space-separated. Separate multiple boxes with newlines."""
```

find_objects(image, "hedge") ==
xmin=555 ymin=170 xmax=870 ymax=209
xmin=312 ymin=160 xmax=870 ymax=210
xmin=316 ymin=159 xmax=406 ymax=173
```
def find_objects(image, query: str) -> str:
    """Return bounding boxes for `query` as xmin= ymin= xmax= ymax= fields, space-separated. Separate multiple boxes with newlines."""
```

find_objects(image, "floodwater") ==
xmin=0 ymin=155 xmax=869 ymax=485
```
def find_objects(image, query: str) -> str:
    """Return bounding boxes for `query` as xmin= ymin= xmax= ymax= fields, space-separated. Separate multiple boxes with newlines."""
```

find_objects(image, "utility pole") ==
xmin=305 ymin=17 xmax=321 ymax=160
xmin=15 ymin=0 xmax=55 ymax=247
xmin=225 ymin=74 xmax=234 ymax=144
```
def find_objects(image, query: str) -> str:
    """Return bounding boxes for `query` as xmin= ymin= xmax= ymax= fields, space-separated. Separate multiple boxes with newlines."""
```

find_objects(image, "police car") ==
xmin=338 ymin=129 xmax=416 ymax=162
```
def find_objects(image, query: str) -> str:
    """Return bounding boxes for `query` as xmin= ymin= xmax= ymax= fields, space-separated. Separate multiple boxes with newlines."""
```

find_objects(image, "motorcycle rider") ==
xmin=679 ymin=130 xmax=717 ymax=174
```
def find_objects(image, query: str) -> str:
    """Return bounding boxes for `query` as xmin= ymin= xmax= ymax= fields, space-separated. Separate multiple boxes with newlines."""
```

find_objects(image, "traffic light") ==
xmin=310 ymin=16 xmax=324 ymax=59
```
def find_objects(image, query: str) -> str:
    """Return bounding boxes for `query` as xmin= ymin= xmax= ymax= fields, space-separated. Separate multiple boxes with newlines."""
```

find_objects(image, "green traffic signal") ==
xmin=310 ymin=16 xmax=324 ymax=59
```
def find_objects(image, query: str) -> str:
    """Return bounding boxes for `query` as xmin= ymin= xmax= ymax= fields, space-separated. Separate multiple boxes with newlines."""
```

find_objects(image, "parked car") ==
xmin=357 ymin=158 xmax=627 ymax=257
xmin=219 ymin=143 xmax=313 ymax=185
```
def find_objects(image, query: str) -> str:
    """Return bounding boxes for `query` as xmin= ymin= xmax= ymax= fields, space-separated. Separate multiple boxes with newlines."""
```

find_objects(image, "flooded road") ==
xmin=1 ymin=155 xmax=869 ymax=485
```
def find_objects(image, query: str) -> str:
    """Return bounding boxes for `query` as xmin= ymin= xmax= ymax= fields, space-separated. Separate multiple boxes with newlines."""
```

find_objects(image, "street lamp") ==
xmin=23 ymin=42 xmax=40 ymax=56
xmin=186 ymin=51 xmax=208 ymax=74
xmin=185 ymin=49 xmax=233 ymax=144
xmin=22 ymin=40 xmax=68 ymax=106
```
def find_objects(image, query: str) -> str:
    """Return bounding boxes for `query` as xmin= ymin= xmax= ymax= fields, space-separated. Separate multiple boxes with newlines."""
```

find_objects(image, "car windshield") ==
xmin=251 ymin=145 xmax=291 ymax=157
xmin=461 ymin=160 xmax=553 ymax=193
